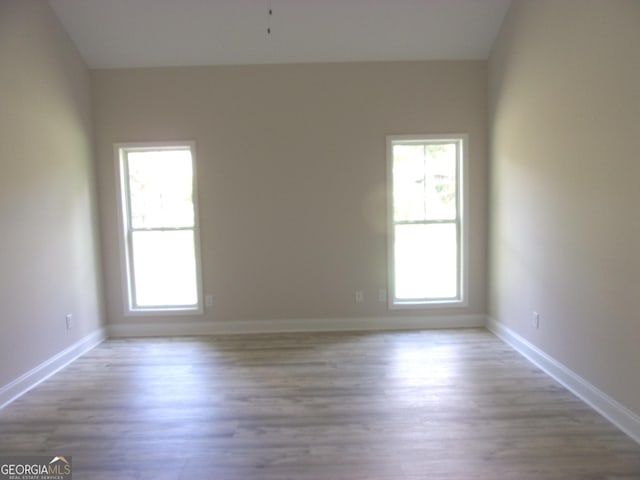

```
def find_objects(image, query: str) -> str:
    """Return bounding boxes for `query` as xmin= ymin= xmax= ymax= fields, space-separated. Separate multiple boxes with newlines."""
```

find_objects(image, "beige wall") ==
xmin=0 ymin=0 xmax=104 ymax=388
xmin=92 ymin=61 xmax=488 ymax=326
xmin=489 ymin=0 xmax=640 ymax=415
xmin=3 ymin=0 xmax=638 ymax=429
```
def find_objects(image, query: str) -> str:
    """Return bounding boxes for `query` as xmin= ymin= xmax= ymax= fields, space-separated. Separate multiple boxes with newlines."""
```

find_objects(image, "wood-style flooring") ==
xmin=1 ymin=329 xmax=639 ymax=479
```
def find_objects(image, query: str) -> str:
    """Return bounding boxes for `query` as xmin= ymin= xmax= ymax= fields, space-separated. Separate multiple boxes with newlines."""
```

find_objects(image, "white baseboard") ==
xmin=108 ymin=314 xmax=486 ymax=338
xmin=5 ymin=317 xmax=639 ymax=446
xmin=487 ymin=316 xmax=640 ymax=445
xmin=0 ymin=328 xmax=107 ymax=409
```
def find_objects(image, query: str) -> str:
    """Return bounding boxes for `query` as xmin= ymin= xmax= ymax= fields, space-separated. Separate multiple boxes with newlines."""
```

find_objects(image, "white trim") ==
xmin=114 ymin=141 xmax=204 ymax=316
xmin=108 ymin=314 xmax=486 ymax=338
xmin=0 ymin=328 xmax=107 ymax=409
xmin=386 ymin=134 xmax=469 ymax=309
xmin=487 ymin=316 xmax=640 ymax=445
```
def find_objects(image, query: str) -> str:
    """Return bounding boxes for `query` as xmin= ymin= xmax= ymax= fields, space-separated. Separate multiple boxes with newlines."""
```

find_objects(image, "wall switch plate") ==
xmin=378 ymin=289 xmax=387 ymax=302
xmin=532 ymin=311 xmax=540 ymax=329
xmin=66 ymin=314 xmax=73 ymax=330
xmin=205 ymin=295 xmax=213 ymax=307
xmin=355 ymin=290 xmax=364 ymax=303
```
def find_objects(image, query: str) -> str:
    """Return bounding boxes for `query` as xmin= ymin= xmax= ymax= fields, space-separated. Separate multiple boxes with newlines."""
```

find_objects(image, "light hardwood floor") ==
xmin=1 ymin=329 xmax=639 ymax=479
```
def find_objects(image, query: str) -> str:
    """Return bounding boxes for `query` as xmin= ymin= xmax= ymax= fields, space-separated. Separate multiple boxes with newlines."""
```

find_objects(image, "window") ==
xmin=116 ymin=142 xmax=202 ymax=314
xmin=387 ymin=135 xmax=467 ymax=307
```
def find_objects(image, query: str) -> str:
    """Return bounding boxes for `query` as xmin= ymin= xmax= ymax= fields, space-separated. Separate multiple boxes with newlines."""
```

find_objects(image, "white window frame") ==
xmin=115 ymin=141 xmax=203 ymax=316
xmin=386 ymin=134 xmax=468 ymax=308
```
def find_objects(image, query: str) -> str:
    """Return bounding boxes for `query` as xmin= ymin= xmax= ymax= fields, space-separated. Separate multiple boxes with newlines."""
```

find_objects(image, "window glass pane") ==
xmin=393 ymin=144 xmax=427 ymax=222
xmin=394 ymin=223 xmax=458 ymax=300
xmin=127 ymin=150 xmax=194 ymax=229
xmin=131 ymin=230 xmax=198 ymax=307
xmin=424 ymin=143 xmax=457 ymax=220
xmin=393 ymin=143 xmax=457 ymax=222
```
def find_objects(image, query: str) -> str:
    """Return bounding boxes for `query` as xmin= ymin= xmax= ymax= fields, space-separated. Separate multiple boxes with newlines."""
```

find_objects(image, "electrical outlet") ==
xmin=66 ymin=314 xmax=73 ymax=330
xmin=532 ymin=311 xmax=540 ymax=329
xmin=355 ymin=290 xmax=364 ymax=303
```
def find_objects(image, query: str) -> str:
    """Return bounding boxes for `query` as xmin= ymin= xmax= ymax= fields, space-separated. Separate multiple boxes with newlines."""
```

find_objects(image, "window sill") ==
xmin=389 ymin=298 xmax=466 ymax=310
xmin=124 ymin=306 xmax=203 ymax=317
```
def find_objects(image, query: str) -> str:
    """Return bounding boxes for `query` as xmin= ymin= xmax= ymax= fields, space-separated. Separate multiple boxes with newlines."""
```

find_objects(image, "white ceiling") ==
xmin=48 ymin=0 xmax=512 ymax=69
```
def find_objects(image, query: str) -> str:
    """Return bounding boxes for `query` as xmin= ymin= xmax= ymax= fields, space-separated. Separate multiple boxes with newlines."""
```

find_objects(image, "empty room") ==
xmin=1 ymin=0 xmax=639 ymax=478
